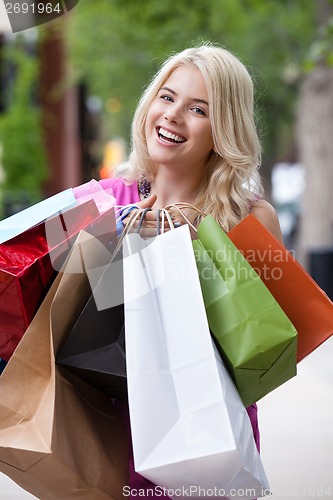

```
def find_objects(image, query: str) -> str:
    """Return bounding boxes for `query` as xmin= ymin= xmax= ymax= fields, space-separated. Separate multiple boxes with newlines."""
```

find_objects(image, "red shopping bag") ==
xmin=228 ymin=214 xmax=333 ymax=362
xmin=0 ymin=200 xmax=105 ymax=361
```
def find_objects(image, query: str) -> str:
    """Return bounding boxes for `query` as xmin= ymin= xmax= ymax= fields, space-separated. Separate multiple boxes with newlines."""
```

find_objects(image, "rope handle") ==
xmin=113 ymin=202 xmax=200 ymax=257
xmin=136 ymin=208 xmax=152 ymax=233
xmin=161 ymin=208 xmax=175 ymax=233
xmin=156 ymin=208 xmax=176 ymax=235
xmin=112 ymin=207 xmax=146 ymax=258
xmin=156 ymin=209 xmax=161 ymax=235
xmin=164 ymin=203 xmax=206 ymax=233
xmin=165 ymin=202 xmax=207 ymax=218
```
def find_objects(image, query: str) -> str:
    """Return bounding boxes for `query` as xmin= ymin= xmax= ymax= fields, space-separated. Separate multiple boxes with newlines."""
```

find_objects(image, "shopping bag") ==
xmin=0 ymin=231 xmax=129 ymax=499
xmin=123 ymin=224 xmax=269 ymax=499
xmin=0 ymin=199 xmax=101 ymax=361
xmin=228 ymin=213 xmax=333 ymax=362
xmin=0 ymin=358 xmax=6 ymax=375
xmin=56 ymin=207 xmax=156 ymax=401
xmin=193 ymin=215 xmax=298 ymax=407
xmin=0 ymin=188 xmax=77 ymax=243
xmin=73 ymin=178 xmax=116 ymax=215
xmin=56 ymin=258 xmax=127 ymax=400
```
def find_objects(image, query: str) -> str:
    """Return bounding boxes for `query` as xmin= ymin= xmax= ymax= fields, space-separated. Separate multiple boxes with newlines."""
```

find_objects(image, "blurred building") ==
xmin=100 ymin=139 xmax=126 ymax=179
xmin=0 ymin=12 xmax=101 ymax=212
xmin=272 ymin=162 xmax=333 ymax=300
xmin=271 ymin=162 xmax=305 ymax=250
xmin=38 ymin=25 xmax=101 ymax=196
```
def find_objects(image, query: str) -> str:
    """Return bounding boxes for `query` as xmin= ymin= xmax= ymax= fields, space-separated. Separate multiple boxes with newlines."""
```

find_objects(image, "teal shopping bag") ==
xmin=193 ymin=215 xmax=298 ymax=407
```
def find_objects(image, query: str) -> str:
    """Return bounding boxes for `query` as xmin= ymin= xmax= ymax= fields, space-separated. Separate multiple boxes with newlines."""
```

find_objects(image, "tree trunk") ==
xmin=296 ymin=66 xmax=333 ymax=266
xmin=39 ymin=24 xmax=82 ymax=197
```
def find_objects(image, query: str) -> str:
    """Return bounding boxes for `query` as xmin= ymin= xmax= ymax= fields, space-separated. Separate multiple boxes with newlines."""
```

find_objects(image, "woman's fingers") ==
xmin=120 ymin=199 xmax=189 ymax=236
xmin=136 ymin=194 xmax=157 ymax=210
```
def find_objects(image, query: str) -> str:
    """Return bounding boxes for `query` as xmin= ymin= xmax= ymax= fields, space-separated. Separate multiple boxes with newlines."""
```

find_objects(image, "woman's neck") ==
xmin=150 ymin=169 xmax=202 ymax=209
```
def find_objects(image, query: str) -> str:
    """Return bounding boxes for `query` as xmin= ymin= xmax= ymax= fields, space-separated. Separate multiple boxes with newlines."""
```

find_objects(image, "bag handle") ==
xmin=164 ymin=203 xmax=206 ymax=232
xmin=156 ymin=208 xmax=175 ymax=235
xmin=112 ymin=207 xmax=146 ymax=258
xmin=136 ymin=208 xmax=152 ymax=233
xmin=156 ymin=209 xmax=161 ymax=235
xmin=165 ymin=202 xmax=207 ymax=218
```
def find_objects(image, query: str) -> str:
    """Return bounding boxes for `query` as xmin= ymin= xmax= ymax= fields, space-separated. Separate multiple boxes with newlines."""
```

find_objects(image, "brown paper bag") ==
xmin=0 ymin=231 xmax=129 ymax=499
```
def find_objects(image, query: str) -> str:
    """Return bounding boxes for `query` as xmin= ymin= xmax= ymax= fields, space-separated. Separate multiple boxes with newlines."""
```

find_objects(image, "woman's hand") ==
xmin=120 ymin=195 xmax=200 ymax=239
xmin=121 ymin=195 xmax=177 ymax=238
xmin=133 ymin=195 xmax=163 ymax=238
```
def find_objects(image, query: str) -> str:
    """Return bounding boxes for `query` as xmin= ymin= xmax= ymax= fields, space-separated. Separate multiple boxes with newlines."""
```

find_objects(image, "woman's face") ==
xmin=145 ymin=64 xmax=214 ymax=174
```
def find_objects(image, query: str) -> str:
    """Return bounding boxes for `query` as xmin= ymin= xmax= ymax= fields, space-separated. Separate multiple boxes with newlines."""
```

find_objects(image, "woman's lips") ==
xmin=156 ymin=126 xmax=187 ymax=144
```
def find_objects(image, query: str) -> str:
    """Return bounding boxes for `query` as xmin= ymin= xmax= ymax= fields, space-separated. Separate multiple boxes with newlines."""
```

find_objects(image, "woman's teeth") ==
xmin=158 ymin=127 xmax=186 ymax=143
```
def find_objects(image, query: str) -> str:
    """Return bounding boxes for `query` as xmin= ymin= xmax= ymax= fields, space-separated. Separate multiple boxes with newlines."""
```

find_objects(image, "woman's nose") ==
xmin=164 ymin=104 xmax=183 ymax=123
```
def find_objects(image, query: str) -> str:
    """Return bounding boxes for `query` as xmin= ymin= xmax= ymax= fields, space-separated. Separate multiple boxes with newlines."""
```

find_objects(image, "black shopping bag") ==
xmin=57 ymin=247 xmax=127 ymax=400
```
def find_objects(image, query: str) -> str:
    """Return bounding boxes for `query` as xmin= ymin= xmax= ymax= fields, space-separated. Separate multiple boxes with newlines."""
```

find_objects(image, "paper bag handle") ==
xmin=164 ymin=202 xmax=206 ymax=232
xmin=112 ymin=207 xmax=147 ymax=258
xmin=157 ymin=208 xmax=175 ymax=235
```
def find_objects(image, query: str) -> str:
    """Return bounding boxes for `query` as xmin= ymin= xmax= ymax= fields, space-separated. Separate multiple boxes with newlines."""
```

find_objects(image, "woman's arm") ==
xmin=251 ymin=199 xmax=284 ymax=244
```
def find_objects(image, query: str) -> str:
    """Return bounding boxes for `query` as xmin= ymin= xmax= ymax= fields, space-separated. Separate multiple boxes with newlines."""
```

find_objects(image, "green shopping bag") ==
xmin=193 ymin=215 xmax=298 ymax=407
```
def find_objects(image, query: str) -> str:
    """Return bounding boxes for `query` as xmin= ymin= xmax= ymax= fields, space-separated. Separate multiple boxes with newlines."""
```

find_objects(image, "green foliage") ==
xmin=304 ymin=14 xmax=333 ymax=70
xmin=0 ymin=36 xmax=48 ymax=197
xmin=66 ymin=0 xmax=317 ymax=167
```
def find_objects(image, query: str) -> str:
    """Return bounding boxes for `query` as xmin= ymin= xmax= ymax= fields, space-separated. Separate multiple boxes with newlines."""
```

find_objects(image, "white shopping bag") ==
xmin=0 ymin=188 xmax=77 ymax=243
xmin=123 ymin=225 xmax=270 ymax=500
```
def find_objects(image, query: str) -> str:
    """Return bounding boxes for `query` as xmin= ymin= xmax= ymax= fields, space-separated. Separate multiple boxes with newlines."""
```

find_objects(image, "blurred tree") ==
xmin=296 ymin=0 xmax=333 ymax=264
xmin=68 ymin=0 xmax=314 ymax=164
xmin=66 ymin=0 xmax=315 ymax=188
xmin=0 ymin=35 xmax=48 ymax=210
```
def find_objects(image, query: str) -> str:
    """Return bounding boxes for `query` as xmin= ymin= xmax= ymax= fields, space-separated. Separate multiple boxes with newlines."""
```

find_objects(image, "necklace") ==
xmin=138 ymin=176 xmax=151 ymax=199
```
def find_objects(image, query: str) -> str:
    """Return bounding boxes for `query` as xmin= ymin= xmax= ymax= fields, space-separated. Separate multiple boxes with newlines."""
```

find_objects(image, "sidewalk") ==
xmin=259 ymin=335 xmax=333 ymax=498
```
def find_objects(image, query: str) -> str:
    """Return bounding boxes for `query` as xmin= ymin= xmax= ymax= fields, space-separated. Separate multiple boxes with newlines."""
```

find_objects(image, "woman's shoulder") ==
xmin=99 ymin=176 xmax=140 ymax=205
xmin=250 ymin=198 xmax=284 ymax=243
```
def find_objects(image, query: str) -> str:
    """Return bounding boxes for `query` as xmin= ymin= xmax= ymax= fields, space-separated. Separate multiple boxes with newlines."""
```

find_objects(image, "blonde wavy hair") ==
xmin=116 ymin=43 xmax=263 ymax=231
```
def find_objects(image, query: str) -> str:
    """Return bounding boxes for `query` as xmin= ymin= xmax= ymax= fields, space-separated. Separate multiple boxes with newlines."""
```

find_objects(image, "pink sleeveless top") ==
xmin=99 ymin=177 xmax=140 ymax=206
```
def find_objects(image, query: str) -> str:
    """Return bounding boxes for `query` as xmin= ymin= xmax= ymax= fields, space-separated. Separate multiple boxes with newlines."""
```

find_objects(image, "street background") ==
xmin=1 ymin=0 xmax=333 ymax=498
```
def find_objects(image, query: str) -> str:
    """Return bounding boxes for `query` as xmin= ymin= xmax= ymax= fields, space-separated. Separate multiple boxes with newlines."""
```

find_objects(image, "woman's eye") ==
xmin=160 ymin=95 xmax=173 ymax=102
xmin=192 ymin=107 xmax=206 ymax=116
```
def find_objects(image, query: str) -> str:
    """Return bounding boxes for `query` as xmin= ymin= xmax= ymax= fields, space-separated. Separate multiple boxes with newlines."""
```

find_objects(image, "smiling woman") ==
xmin=107 ymin=42 xmax=283 ymax=498
xmin=113 ymin=44 xmax=281 ymax=236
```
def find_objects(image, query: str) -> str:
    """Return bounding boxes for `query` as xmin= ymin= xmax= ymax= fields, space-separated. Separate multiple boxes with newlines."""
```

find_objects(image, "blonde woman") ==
xmin=103 ymin=43 xmax=283 ymax=496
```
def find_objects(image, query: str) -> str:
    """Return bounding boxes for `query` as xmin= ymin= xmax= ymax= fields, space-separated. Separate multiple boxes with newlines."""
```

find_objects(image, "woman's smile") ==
xmin=156 ymin=126 xmax=187 ymax=145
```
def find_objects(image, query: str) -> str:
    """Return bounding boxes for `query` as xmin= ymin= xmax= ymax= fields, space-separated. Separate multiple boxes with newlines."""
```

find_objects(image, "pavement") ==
xmin=259 ymin=335 xmax=333 ymax=499
xmin=0 ymin=336 xmax=332 ymax=499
